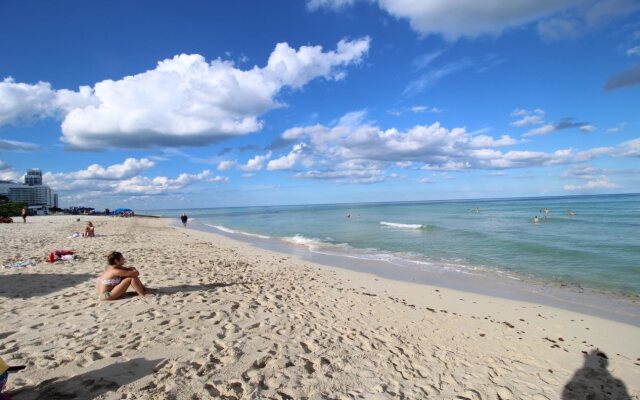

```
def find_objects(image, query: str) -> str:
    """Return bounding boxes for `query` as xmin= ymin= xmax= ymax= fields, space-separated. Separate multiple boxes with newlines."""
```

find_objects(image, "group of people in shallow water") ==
xmin=533 ymin=208 xmax=575 ymax=224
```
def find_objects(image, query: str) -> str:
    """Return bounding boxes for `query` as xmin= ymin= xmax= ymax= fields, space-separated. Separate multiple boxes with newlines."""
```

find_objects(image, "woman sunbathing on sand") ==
xmin=96 ymin=251 xmax=148 ymax=300
xmin=83 ymin=221 xmax=95 ymax=237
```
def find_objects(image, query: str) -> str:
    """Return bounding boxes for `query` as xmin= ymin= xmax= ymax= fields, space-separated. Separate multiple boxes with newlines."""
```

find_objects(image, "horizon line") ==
xmin=138 ymin=192 xmax=640 ymax=212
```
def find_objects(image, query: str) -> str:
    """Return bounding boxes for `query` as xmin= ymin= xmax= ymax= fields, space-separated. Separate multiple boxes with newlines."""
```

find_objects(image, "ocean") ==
xmin=147 ymin=193 xmax=640 ymax=298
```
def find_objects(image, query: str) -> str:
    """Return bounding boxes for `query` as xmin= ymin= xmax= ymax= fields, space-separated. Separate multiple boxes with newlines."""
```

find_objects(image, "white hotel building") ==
xmin=0 ymin=169 xmax=58 ymax=207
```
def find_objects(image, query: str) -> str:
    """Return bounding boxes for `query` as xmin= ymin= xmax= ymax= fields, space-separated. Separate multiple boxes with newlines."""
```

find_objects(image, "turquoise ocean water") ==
xmin=148 ymin=194 xmax=640 ymax=297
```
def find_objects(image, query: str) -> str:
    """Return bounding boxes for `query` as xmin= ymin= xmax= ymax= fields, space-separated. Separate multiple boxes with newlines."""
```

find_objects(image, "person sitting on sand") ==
xmin=83 ymin=221 xmax=95 ymax=237
xmin=96 ymin=251 xmax=148 ymax=301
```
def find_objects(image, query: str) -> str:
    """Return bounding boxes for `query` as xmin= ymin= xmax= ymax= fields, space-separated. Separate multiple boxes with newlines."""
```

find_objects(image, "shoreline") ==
xmin=182 ymin=218 xmax=640 ymax=327
xmin=1 ymin=215 xmax=638 ymax=399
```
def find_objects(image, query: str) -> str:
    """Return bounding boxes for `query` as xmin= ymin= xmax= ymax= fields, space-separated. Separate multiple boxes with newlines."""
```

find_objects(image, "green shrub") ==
xmin=0 ymin=202 xmax=26 ymax=217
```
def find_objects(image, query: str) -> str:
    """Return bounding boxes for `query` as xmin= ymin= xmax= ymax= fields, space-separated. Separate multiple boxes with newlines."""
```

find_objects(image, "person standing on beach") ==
xmin=181 ymin=213 xmax=188 ymax=227
xmin=20 ymin=207 xmax=27 ymax=223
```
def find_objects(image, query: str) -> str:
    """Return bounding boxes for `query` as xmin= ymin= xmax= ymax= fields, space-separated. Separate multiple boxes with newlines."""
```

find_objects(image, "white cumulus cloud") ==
xmin=510 ymin=108 xmax=546 ymax=127
xmin=524 ymin=124 xmax=556 ymax=136
xmin=564 ymin=178 xmax=619 ymax=191
xmin=309 ymin=0 xmax=579 ymax=40
xmin=217 ymin=160 xmax=235 ymax=171
xmin=307 ymin=0 xmax=357 ymax=10
xmin=310 ymin=0 xmax=639 ymax=41
xmin=469 ymin=135 xmax=519 ymax=148
xmin=380 ymin=0 xmax=574 ymax=40
xmin=62 ymin=39 xmax=369 ymax=149
xmin=267 ymin=144 xmax=307 ymax=171
xmin=44 ymin=164 xmax=227 ymax=198
xmin=74 ymin=158 xmax=155 ymax=180
xmin=240 ymin=152 xmax=272 ymax=172
xmin=0 ymin=161 xmax=22 ymax=182
xmin=43 ymin=158 xmax=155 ymax=184
xmin=1 ymin=38 xmax=370 ymax=150
xmin=614 ymin=138 xmax=640 ymax=157
xmin=295 ymin=160 xmax=386 ymax=184
xmin=272 ymin=111 xmax=633 ymax=180
xmin=115 ymin=170 xmax=228 ymax=195
xmin=0 ymin=77 xmax=96 ymax=125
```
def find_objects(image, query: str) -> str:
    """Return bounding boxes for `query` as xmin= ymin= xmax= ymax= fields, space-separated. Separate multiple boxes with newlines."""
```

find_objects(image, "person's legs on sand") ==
xmin=102 ymin=278 xmax=133 ymax=300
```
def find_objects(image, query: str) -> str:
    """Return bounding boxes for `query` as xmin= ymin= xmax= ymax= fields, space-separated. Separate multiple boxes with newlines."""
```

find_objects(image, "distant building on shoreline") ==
xmin=0 ymin=168 xmax=58 ymax=207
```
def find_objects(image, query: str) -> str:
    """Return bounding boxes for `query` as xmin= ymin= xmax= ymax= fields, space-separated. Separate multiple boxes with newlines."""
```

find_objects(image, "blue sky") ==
xmin=0 ymin=0 xmax=639 ymax=209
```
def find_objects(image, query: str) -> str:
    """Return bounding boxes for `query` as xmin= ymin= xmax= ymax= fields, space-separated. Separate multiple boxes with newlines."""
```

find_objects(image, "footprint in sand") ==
xmin=204 ymin=380 xmax=245 ymax=399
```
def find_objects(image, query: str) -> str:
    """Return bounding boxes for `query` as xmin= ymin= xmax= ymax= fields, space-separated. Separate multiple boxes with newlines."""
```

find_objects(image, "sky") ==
xmin=0 ymin=0 xmax=639 ymax=209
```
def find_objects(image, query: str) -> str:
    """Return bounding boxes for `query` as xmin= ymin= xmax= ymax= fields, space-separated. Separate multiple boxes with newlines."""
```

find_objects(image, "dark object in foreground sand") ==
xmin=562 ymin=350 xmax=630 ymax=400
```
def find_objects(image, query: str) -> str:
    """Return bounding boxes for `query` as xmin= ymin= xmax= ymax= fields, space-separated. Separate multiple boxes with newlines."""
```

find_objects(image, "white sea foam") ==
xmin=240 ymin=231 xmax=271 ymax=239
xmin=282 ymin=234 xmax=325 ymax=249
xmin=282 ymin=234 xmax=458 ymax=273
xmin=207 ymin=224 xmax=270 ymax=239
xmin=380 ymin=221 xmax=424 ymax=229
xmin=210 ymin=225 xmax=482 ymax=277
xmin=209 ymin=224 xmax=236 ymax=234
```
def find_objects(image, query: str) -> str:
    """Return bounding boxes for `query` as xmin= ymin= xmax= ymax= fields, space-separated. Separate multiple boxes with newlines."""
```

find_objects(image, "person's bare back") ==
xmin=84 ymin=222 xmax=95 ymax=237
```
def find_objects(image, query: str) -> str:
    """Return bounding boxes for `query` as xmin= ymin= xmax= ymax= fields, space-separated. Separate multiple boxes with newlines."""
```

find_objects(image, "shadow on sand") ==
xmin=8 ymin=358 xmax=164 ymax=400
xmin=0 ymin=331 xmax=16 ymax=340
xmin=156 ymin=281 xmax=250 ymax=295
xmin=0 ymin=274 xmax=93 ymax=299
xmin=562 ymin=350 xmax=630 ymax=400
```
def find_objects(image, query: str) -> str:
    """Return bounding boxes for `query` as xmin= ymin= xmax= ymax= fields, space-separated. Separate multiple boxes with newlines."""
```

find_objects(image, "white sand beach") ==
xmin=1 ymin=216 xmax=638 ymax=399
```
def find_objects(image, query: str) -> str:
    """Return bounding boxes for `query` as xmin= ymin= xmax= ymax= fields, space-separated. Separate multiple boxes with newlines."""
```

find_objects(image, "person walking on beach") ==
xmin=180 ymin=213 xmax=188 ymax=227
xmin=96 ymin=251 xmax=148 ymax=300
xmin=21 ymin=207 xmax=27 ymax=223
